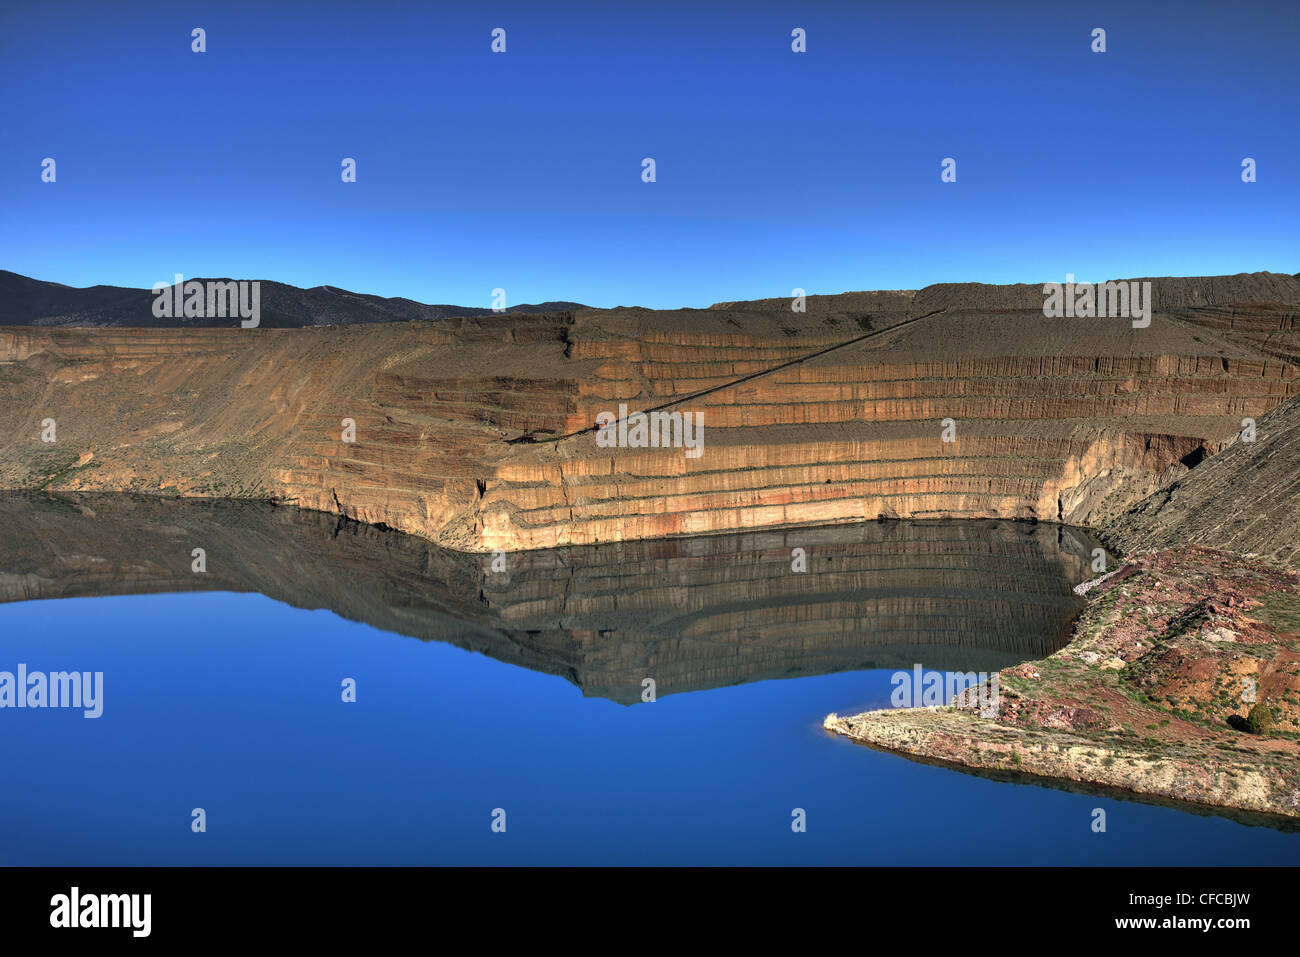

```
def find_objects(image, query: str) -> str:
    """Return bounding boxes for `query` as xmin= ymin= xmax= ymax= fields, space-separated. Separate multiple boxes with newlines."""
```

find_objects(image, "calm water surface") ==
xmin=0 ymin=494 xmax=1295 ymax=864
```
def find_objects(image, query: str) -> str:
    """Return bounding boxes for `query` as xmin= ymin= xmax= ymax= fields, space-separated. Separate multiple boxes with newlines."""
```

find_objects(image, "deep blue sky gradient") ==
xmin=2 ymin=0 xmax=1297 ymax=308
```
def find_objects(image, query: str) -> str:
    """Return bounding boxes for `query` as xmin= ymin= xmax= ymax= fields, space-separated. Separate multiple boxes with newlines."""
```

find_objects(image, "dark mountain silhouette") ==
xmin=0 ymin=270 xmax=585 ymax=328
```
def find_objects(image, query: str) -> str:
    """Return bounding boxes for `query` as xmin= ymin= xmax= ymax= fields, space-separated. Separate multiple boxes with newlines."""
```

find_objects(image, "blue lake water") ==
xmin=0 ymin=495 xmax=1296 ymax=865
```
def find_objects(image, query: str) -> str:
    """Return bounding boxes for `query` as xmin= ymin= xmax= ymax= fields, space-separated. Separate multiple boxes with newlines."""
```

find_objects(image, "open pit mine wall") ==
xmin=0 ymin=272 xmax=1297 ymax=553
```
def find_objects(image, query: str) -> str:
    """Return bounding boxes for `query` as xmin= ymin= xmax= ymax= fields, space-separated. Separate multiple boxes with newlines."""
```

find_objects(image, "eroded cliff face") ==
xmin=1105 ymin=393 xmax=1300 ymax=567
xmin=0 ymin=272 xmax=1297 ymax=552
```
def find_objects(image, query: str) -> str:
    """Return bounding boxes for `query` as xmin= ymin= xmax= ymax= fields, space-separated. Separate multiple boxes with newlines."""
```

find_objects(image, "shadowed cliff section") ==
xmin=0 ymin=493 xmax=1098 ymax=703
xmin=0 ymin=271 xmax=1296 ymax=551
xmin=1105 ymin=394 xmax=1300 ymax=567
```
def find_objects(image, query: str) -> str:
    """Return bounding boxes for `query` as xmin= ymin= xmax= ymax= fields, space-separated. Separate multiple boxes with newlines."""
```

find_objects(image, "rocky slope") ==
xmin=1 ymin=271 xmax=1297 ymax=552
xmin=826 ymin=546 xmax=1300 ymax=821
xmin=1105 ymin=393 xmax=1300 ymax=567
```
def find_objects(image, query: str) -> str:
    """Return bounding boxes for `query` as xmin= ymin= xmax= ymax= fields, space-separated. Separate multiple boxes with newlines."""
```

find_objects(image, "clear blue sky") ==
xmin=2 ymin=0 xmax=1296 ymax=309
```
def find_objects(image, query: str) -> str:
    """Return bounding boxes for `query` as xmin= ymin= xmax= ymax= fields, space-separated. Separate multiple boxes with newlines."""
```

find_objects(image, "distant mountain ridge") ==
xmin=0 ymin=270 xmax=586 ymax=328
xmin=7 ymin=268 xmax=1298 ymax=329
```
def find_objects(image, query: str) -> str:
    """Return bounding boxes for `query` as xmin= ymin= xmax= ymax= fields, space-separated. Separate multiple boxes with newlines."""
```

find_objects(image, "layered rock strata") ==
xmin=1 ymin=272 xmax=1296 ymax=552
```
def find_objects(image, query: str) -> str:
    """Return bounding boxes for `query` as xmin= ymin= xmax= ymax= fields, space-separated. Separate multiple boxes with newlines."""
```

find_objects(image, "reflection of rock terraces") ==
xmin=0 ymin=494 xmax=1097 ymax=703
xmin=0 ymin=272 xmax=1296 ymax=552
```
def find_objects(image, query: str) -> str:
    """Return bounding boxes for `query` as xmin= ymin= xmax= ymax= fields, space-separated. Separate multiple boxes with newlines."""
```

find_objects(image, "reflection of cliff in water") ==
xmin=0 ymin=494 xmax=1100 ymax=703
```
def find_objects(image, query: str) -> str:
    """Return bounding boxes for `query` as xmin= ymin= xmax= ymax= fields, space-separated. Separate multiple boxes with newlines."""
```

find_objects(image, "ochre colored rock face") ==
xmin=1 ymin=273 xmax=1297 ymax=552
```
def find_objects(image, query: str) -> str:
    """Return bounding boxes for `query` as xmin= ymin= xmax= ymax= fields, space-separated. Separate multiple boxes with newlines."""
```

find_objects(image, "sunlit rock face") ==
xmin=0 ymin=494 xmax=1099 ymax=703
xmin=1 ymin=272 xmax=1296 ymax=552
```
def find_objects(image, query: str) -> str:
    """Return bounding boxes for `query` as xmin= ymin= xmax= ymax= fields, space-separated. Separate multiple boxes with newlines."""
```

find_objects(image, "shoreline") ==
xmin=825 ymin=546 xmax=1300 ymax=819
xmin=827 ymin=717 xmax=1300 ymax=832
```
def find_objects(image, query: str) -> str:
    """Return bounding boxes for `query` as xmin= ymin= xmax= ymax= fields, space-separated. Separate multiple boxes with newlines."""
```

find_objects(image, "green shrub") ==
xmin=1246 ymin=702 xmax=1274 ymax=735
